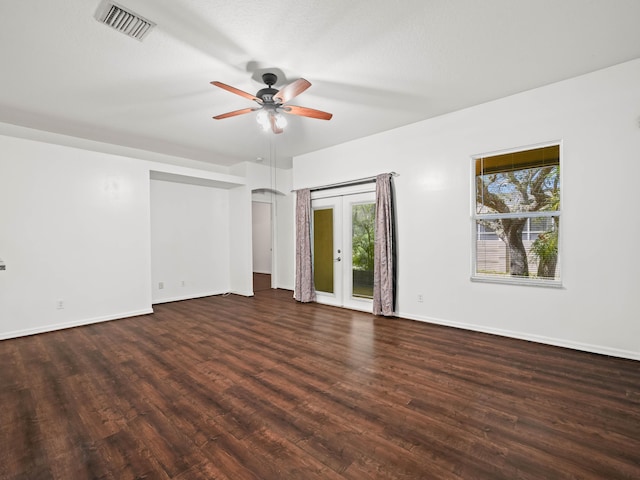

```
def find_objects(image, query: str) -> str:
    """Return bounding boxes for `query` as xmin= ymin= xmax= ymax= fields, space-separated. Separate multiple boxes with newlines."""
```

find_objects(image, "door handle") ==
xmin=335 ymin=257 xmax=341 ymax=262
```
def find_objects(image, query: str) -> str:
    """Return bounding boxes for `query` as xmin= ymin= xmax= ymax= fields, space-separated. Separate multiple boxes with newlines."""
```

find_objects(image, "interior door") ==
xmin=312 ymin=190 xmax=376 ymax=311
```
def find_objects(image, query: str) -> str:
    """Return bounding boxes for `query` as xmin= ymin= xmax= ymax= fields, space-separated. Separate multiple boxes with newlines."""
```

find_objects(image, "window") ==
xmin=473 ymin=144 xmax=561 ymax=286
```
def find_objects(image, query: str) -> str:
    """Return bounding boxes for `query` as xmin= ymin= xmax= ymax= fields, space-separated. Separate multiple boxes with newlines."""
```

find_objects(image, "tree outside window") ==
xmin=474 ymin=144 xmax=560 ymax=284
xmin=352 ymin=203 xmax=375 ymax=297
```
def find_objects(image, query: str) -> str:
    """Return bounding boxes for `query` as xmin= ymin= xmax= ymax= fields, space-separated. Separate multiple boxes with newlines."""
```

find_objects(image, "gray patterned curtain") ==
xmin=373 ymin=173 xmax=395 ymax=315
xmin=294 ymin=189 xmax=316 ymax=303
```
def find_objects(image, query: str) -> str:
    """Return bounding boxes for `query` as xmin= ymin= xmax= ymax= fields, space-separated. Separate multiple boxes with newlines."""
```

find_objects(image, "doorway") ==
xmin=312 ymin=190 xmax=375 ymax=311
xmin=252 ymin=200 xmax=272 ymax=291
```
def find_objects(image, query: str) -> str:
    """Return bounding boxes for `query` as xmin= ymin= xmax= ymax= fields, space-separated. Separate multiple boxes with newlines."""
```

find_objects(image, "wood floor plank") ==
xmin=0 ymin=289 xmax=639 ymax=479
xmin=0 ymin=388 xmax=53 ymax=480
xmin=94 ymin=429 xmax=170 ymax=480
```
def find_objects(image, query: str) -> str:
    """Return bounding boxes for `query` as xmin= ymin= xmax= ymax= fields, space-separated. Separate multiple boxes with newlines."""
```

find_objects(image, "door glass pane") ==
xmin=313 ymin=208 xmax=334 ymax=293
xmin=351 ymin=203 xmax=375 ymax=298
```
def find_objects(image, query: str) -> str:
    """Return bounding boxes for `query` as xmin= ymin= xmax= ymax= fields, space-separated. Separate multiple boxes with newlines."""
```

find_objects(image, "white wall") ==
xmin=0 ymin=135 xmax=153 ymax=338
xmin=228 ymin=185 xmax=253 ymax=296
xmin=0 ymin=131 xmax=248 ymax=339
xmin=275 ymin=189 xmax=294 ymax=290
xmin=150 ymin=179 xmax=230 ymax=303
xmin=294 ymin=59 xmax=640 ymax=360
xmin=0 ymin=131 xmax=291 ymax=336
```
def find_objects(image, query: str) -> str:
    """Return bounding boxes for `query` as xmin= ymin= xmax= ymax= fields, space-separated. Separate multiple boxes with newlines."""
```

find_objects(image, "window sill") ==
xmin=471 ymin=275 xmax=563 ymax=288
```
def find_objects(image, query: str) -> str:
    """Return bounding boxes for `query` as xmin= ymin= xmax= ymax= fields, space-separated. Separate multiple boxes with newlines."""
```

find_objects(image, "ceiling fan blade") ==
xmin=273 ymin=78 xmax=311 ymax=104
xmin=269 ymin=114 xmax=284 ymax=134
xmin=283 ymin=105 xmax=333 ymax=120
xmin=213 ymin=107 xmax=257 ymax=120
xmin=211 ymin=81 xmax=262 ymax=104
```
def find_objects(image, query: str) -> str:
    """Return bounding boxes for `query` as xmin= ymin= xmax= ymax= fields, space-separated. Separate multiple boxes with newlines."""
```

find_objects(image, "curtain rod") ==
xmin=293 ymin=172 xmax=397 ymax=193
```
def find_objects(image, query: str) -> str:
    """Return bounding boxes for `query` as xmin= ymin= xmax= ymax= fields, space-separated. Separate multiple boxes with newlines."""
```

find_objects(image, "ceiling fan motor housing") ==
xmin=256 ymin=87 xmax=278 ymax=103
xmin=257 ymin=73 xmax=279 ymax=103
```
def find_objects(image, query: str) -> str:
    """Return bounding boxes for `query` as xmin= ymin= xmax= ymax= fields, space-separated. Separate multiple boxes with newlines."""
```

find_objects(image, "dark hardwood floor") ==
xmin=1 ymin=289 xmax=639 ymax=479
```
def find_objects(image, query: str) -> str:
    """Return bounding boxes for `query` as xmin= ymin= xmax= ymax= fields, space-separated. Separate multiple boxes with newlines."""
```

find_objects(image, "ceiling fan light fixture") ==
xmin=275 ymin=113 xmax=287 ymax=129
xmin=256 ymin=110 xmax=270 ymax=131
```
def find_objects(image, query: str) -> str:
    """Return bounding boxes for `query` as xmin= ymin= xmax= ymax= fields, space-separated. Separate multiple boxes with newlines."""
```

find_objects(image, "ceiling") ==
xmin=1 ymin=1 xmax=640 ymax=169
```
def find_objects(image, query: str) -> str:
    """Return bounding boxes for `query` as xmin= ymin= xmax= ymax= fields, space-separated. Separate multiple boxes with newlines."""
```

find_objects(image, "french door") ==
xmin=312 ymin=190 xmax=376 ymax=311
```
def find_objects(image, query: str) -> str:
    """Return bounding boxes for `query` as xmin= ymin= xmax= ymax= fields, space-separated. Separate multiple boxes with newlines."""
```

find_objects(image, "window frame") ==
xmin=471 ymin=142 xmax=563 ymax=288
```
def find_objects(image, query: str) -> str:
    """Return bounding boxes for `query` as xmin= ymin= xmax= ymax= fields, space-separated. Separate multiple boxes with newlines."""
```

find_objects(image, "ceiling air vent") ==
xmin=95 ymin=0 xmax=156 ymax=41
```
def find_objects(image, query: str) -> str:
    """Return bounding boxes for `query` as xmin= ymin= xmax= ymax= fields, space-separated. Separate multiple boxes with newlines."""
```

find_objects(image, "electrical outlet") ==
xmin=56 ymin=300 xmax=65 ymax=309
xmin=417 ymin=294 xmax=424 ymax=303
xmin=158 ymin=282 xmax=164 ymax=289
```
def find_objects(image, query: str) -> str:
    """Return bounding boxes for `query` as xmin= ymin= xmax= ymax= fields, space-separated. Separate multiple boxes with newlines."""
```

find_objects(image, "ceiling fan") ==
xmin=211 ymin=73 xmax=332 ymax=134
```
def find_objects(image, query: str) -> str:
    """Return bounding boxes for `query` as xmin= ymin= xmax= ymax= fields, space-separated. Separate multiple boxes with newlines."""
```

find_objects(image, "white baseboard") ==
xmin=0 ymin=308 xmax=154 ymax=341
xmin=152 ymin=290 xmax=230 ymax=305
xmin=398 ymin=311 xmax=640 ymax=361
